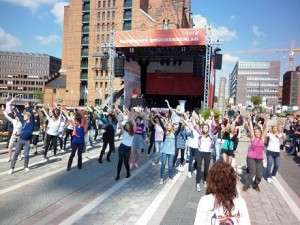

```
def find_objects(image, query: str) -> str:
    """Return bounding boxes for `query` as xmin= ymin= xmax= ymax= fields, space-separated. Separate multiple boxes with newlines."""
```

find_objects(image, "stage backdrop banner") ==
xmin=146 ymin=73 xmax=203 ymax=96
xmin=115 ymin=28 xmax=206 ymax=48
xmin=124 ymin=61 xmax=141 ymax=107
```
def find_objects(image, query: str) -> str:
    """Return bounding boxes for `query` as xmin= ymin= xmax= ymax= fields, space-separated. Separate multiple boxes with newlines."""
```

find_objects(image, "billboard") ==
xmin=115 ymin=28 xmax=206 ymax=48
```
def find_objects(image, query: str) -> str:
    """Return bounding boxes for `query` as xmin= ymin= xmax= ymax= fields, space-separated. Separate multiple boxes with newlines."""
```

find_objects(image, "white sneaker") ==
xmin=8 ymin=169 xmax=14 ymax=175
xmin=267 ymin=178 xmax=272 ymax=183
xmin=188 ymin=172 xmax=192 ymax=178
xmin=193 ymin=170 xmax=197 ymax=175
xmin=151 ymin=161 xmax=156 ymax=166
xmin=7 ymin=158 xmax=11 ymax=162
xmin=271 ymin=176 xmax=277 ymax=181
xmin=24 ymin=168 xmax=30 ymax=172
xmin=159 ymin=161 xmax=161 ymax=165
xmin=204 ymin=181 xmax=207 ymax=188
xmin=196 ymin=183 xmax=201 ymax=192
xmin=178 ymin=165 xmax=184 ymax=172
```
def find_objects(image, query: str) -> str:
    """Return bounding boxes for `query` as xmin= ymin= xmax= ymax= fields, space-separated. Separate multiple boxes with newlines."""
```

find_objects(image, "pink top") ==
xmin=247 ymin=138 xmax=264 ymax=160
xmin=155 ymin=124 xmax=164 ymax=141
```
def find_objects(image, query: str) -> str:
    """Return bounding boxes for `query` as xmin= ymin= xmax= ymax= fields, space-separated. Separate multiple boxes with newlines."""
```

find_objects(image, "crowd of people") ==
xmin=1 ymin=97 xmax=300 ymax=224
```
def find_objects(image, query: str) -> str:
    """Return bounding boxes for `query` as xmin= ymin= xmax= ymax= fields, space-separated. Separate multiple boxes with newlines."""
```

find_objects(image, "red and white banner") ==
xmin=115 ymin=28 xmax=206 ymax=47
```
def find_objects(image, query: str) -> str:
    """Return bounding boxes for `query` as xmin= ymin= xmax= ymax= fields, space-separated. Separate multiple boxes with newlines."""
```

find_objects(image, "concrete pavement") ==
xmin=0 ymin=134 xmax=299 ymax=225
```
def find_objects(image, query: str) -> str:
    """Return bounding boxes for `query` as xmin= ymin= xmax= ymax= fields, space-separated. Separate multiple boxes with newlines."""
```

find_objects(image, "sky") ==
xmin=0 ymin=0 xmax=300 ymax=88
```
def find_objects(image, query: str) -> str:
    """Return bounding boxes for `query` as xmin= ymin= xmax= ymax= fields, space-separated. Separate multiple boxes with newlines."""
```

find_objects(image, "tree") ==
xmin=34 ymin=89 xmax=44 ymax=102
xmin=214 ymin=96 xmax=218 ymax=103
xmin=251 ymin=95 xmax=262 ymax=106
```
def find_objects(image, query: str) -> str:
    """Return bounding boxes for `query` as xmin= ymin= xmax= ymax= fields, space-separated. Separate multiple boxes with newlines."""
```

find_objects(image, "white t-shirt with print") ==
xmin=194 ymin=194 xmax=250 ymax=225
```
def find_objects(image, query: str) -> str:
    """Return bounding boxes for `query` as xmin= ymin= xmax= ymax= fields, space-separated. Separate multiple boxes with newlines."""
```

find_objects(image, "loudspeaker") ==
xmin=214 ymin=54 xmax=222 ymax=70
xmin=131 ymin=97 xmax=146 ymax=108
xmin=114 ymin=57 xmax=125 ymax=77
xmin=193 ymin=55 xmax=205 ymax=77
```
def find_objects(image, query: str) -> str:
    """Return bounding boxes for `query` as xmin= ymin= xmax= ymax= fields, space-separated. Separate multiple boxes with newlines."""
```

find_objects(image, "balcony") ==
xmin=81 ymin=40 xmax=89 ymax=45
xmin=81 ymin=63 xmax=88 ymax=69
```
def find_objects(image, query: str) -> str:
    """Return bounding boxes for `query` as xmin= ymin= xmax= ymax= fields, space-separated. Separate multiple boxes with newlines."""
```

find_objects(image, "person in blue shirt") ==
xmin=8 ymin=103 xmax=35 ymax=174
xmin=64 ymin=109 xmax=87 ymax=171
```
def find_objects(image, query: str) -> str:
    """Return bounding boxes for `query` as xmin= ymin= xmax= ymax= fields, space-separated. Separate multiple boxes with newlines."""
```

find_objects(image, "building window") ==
xmin=97 ymin=34 xmax=100 ymax=43
xmin=113 ymin=0 xmax=115 ymax=7
xmin=107 ymin=23 xmax=110 ymax=31
xmin=112 ymin=11 xmax=115 ymax=20
xmin=98 ymin=1 xmax=101 ymax=8
xmin=102 ymin=12 xmax=105 ymax=20
xmin=97 ymin=12 xmax=100 ymax=20
xmin=103 ymin=0 xmax=106 ymax=7
xmin=108 ymin=0 xmax=111 ymax=7
xmin=106 ymin=34 xmax=110 ymax=43
xmin=123 ymin=21 xmax=131 ymax=30
xmin=107 ymin=11 xmax=110 ymax=20
xmin=112 ymin=22 xmax=115 ymax=30
xmin=102 ymin=23 xmax=105 ymax=30
xmin=95 ymin=99 xmax=101 ymax=105
xmin=97 ymin=23 xmax=100 ymax=31
xmin=163 ymin=20 xmax=170 ymax=30
xmin=101 ymin=34 xmax=105 ymax=42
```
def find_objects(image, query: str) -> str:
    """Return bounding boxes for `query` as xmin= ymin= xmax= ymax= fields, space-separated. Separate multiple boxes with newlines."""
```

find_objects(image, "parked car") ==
xmin=246 ymin=105 xmax=253 ymax=111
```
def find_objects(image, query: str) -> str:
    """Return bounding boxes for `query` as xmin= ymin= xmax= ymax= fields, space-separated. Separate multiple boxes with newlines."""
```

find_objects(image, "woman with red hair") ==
xmin=194 ymin=161 xmax=250 ymax=225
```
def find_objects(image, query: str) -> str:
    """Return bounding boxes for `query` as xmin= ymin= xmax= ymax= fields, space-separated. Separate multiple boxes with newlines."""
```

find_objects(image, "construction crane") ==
xmin=227 ymin=40 xmax=300 ymax=71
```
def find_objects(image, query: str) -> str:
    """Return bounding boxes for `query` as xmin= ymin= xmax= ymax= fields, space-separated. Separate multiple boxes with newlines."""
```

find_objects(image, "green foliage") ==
xmin=251 ymin=95 xmax=262 ymax=106
xmin=34 ymin=89 xmax=44 ymax=102
xmin=199 ymin=108 xmax=221 ymax=120
xmin=214 ymin=96 xmax=218 ymax=103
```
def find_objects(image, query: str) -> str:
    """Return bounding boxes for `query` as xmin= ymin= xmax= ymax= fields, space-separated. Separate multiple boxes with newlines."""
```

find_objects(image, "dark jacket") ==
xmin=14 ymin=107 xmax=35 ymax=140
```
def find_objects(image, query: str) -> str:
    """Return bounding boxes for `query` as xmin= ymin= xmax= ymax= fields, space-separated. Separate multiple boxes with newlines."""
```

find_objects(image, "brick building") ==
xmin=282 ymin=65 xmax=300 ymax=106
xmin=52 ymin=0 xmax=193 ymax=107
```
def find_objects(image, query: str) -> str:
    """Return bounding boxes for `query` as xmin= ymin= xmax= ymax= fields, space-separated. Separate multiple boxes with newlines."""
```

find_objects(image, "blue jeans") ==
xmin=188 ymin=147 xmax=197 ymax=172
xmin=160 ymin=153 xmax=174 ymax=179
xmin=152 ymin=141 xmax=163 ymax=163
xmin=214 ymin=140 xmax=222 ymax=161
xmin=266 ymin=152 xmax=280 ymax=178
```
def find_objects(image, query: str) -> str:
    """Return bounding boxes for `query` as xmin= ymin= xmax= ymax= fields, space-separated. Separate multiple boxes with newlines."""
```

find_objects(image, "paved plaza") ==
xmin=0 ymin=134 xmax=299 ymax=225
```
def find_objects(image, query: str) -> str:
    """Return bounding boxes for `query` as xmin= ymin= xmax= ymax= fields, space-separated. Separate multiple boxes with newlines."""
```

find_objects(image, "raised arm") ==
xmin=41 ymin=107 xmax=51 ymax=120
xmin=2 ymin=106 xmax=14 ymax=123
xmin=165 ymin=99 xmax=173 ymax=111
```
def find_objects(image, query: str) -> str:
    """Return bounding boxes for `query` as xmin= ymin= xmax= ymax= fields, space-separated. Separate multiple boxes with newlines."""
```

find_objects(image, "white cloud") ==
xmin=51 ymin=1 xmax=68 ymax=24
xmin=0 ymin=0 xmax=58 ymax=12
xmin=193 ymin=14 xmax=208 ymax=28
xmin=230 ymin=15 xmax=236 ymax=20
xmin=0 ymin=27 xmax=21 ymax=50
xmin=252 ymin=25 xmax=265 ymax=37
xmin=223 ymin=53 xmax=239 ymax=63
xmin=34 ymin=35 xmax=61 ymax=45
xmin=193 ymin=14 xmax=237 ymax=41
